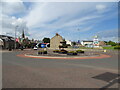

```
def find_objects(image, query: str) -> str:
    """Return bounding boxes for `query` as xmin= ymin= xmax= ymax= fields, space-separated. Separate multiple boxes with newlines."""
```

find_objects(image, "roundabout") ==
xmin=17 ymin=53 xmax=111 ymax=59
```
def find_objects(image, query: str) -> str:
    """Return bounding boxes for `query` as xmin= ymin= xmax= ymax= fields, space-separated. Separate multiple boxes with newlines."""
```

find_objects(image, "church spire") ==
xmin=22 ymin=29 xmax=25 ymax=39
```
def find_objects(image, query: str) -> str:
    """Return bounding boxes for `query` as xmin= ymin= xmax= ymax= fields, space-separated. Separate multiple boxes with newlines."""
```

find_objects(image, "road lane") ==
xmin=2 ymin=51 xmax=119 ymax=88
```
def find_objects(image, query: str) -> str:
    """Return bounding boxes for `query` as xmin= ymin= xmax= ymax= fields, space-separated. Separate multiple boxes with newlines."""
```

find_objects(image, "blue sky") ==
xmin=1 ymin=0 xmax=119 ymax=42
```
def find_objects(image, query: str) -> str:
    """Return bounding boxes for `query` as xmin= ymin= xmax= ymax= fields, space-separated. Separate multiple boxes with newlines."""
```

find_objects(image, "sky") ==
xmin=0 ymin=0 xmax=119 ymax=42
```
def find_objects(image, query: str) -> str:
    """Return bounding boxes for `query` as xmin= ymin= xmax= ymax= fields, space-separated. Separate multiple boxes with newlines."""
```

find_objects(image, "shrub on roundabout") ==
xmin=76 ymin=50 xmax=84 ymax=53
xmin=59 ymin=49 xmax=68 ymax=54
xmin=53 ymin=50 xmax=60 ymax=53
xmin=67 ymin=51 xmax=77 ymax=55
xmin=53 ymin=49 xmax=68 ymax=54
xmin=38 ymin=50 xmax=47 ymax=54
xmin=53 ymin=49 xmax=85 ymax=55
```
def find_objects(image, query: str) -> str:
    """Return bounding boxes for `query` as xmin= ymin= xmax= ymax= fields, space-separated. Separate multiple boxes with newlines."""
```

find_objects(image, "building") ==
xmin=81 ymin=40 xmax=106 ymax=48
xmin=0 ymin=35 xmax=15 ymax=49
xmin=0 ymin=38 xmax=3 ymax=49
xmin=99 ymin=41 xmax=106 ymax=46
xmin=66 ymin=40 xmax=72 ymax=46
xmin=50 ymin=33 xmax=63 ymax=49
xmin=81 ymin=40 xmax=93 ymax=47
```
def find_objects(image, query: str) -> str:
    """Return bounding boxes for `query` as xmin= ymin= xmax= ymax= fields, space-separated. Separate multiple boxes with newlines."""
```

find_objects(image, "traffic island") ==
xmin=17 ymin=50 xmax=111 ymax=59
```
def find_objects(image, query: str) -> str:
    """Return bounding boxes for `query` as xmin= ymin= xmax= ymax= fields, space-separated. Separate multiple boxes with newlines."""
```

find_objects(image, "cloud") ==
xmin=100 ymin=37 xmax=119 ymax=42
xmin=1 ymin=1 xmax=118 ymax=41
xmin=24 ymin=2 xmax=98 ymax=28
xmin=96 ymin=4 xmax=106 ymax=11
xmin=1 ymin=14 xmax=29 ymax=37
xmin=23 ymin=2 xmax=106 ymax=37
xmin=95 ymin=29 xmax=119 ymax=42
xmin=1 ymin=0 xmax=30 ymax=37
xmin=1 ymin=0 xmax=26 ymax=15
xmin=97 ymin=29 xmax=118 ymax=38
xmin=22 ymin=2 xmax=118 ymax=40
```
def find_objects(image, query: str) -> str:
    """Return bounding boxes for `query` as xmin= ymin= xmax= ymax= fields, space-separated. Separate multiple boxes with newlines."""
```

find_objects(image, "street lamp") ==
xmin=77 ymin=28 xmax=81 ymax=43
xmin=15 ymin=25 xmax=18 ymax=49
xmin=12 ymin=22 xmax=18 ymax=49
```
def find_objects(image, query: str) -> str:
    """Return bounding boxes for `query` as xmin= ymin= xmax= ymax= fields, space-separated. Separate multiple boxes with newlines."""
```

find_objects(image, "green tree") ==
xmin=72 ymin=42 xmax=76 ymax=46
xmin=59 ymin=39 xmax=68 ymax=48
xmin=106 ymin=41 xmax=117 ymax=46
xmin=42 ymin=37 xmax=50 ymax=43
xmin=62 ymin=39 xmax=67 ymax=48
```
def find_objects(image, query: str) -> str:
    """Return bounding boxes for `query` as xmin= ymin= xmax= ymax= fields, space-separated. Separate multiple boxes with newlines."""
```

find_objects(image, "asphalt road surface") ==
xmin=2 ymin=50 xmax=119 ymax=88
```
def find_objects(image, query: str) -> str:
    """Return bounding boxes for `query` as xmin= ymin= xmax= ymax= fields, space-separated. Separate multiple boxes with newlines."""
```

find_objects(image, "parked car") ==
xmin=33 ymin=46 xmax=38 ymax=50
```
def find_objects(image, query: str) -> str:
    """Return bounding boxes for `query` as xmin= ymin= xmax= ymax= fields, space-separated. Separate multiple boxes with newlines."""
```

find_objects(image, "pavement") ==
xmin=2 ymin=49 xmax=119 ymax=88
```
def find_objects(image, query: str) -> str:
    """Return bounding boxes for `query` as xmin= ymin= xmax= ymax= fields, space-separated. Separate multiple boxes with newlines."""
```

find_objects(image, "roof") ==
xmin=82 ymin=40 xmax=93 ymax=42
xmin=51 ymin=33 xmax=63 ymax=40
xmin=0 ymin=35 xmax=14 ymax=38
xmin=0 ymin=35 xmax=14 ymax=40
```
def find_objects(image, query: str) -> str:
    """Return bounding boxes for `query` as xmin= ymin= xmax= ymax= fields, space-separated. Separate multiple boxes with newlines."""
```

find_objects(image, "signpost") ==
xmin=40 ymin=44 xmax=46 ymax=55
xmin=93 ymin=35 xmax=99 ymax=48
xmin=41 ymin=44 xmax=46 ymax=48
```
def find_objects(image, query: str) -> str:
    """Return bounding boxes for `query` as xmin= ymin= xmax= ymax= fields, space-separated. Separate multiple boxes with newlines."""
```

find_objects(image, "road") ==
xmin=2 ymin=49 xmax=119 ymax=88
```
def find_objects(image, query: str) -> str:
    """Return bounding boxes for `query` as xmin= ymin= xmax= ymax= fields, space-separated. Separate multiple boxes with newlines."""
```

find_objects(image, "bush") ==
xmin=68 ymin=51 xmax=76 ymax=53
xmin=67 ymin=51 xmax=77 ymax=55
xmin=53 ymin=50 xmax=60 ymax=53
xmin=59 ymin=49 xmax=68 ymax=54
xmin=114 ymin=46 xmax=120 ymax=49
xmin=76 ymin=50 xmax=84 ymax=53
xmin=38 ymin=50 xmax=47 ymax=54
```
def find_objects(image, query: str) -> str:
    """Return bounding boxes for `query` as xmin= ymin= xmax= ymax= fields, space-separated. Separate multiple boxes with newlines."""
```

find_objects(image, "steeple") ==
xmin=22 ymin=29 xmax=25 ymax=39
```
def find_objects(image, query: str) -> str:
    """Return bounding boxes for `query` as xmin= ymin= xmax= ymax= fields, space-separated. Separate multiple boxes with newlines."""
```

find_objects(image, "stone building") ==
xmin=99 ymin=41 xmax=106 ymax=46
xmin=50 ymin=33 xmax=63 ymax=49
xmin=0 ymin=38 xmax=3 ymax=49
xmin=0 ymin=35 xmax=15 ymax=49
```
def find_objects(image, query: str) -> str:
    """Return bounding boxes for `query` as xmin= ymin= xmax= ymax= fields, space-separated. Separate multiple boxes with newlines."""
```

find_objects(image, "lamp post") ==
xmin=15 ymin=25 xmax=18 ymax=49
xmin=12 ymin=22 xmax=19 ymax=49
xmin=77 ymin=28 xmax=81 ymax=45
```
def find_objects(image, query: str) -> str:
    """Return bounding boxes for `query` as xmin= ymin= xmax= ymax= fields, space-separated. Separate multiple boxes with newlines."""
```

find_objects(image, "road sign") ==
xmin=41 ymin=44 xmax=46 ymax=48
xmin=93 ymin=38 xmax=99 ymax=46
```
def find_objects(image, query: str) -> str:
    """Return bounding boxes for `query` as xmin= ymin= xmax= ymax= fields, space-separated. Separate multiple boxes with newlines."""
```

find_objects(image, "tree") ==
xmin=59 ymin=39 xmax=67 ymax=48
xmin=104 ymin=41 xmax=108 ymax=44
xmin=42 ymin=37 xmax=50 ymax=43
xmin=72 ymin=42 xmax=76 ymax=46
xmin=106 ymin=41 xmax=117 ymax=46
xmin=62 ymin=39 xmax=67 ymax=47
